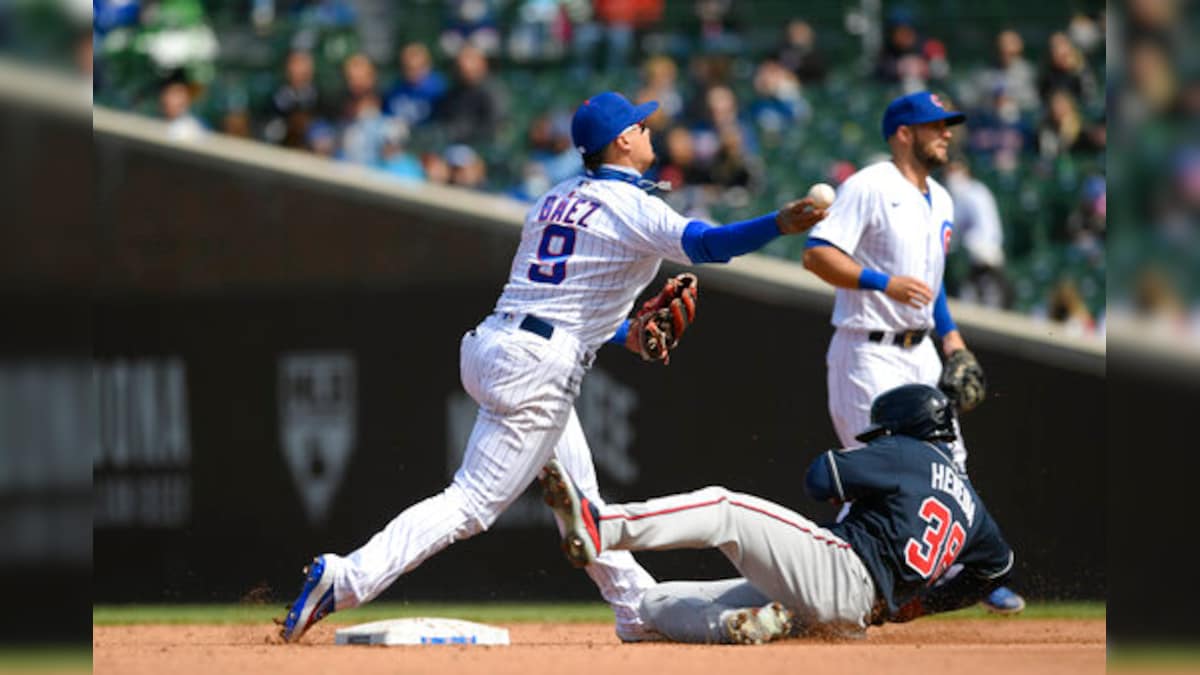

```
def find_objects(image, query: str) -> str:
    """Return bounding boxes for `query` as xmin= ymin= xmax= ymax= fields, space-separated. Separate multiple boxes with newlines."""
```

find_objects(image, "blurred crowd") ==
xmin=76 ymin=0 xmax=1117 ymax=334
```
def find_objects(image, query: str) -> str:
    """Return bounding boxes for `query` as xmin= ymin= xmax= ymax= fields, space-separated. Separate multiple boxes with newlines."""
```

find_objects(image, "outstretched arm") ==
xmin=680 ymin=198 xmax=826 ymax=264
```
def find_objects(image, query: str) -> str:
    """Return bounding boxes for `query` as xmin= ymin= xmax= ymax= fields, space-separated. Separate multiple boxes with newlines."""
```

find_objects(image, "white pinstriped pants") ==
xmin=826 ymin=328 xmax=968 ymax=470
xmin=325 ymin=313 xmax=656 ymax=631
xmin=600 ymin=486 xmax=877 ymax=637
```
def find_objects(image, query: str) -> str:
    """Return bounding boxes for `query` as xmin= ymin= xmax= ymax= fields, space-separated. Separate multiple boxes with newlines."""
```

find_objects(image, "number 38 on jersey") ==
xmin=904 ymin=496 xmax=966 ymax=583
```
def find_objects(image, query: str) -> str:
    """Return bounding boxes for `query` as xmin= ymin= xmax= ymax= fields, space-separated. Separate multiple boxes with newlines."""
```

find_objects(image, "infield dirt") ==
xmin=94 ymin=618 xmax=1104 ymax=674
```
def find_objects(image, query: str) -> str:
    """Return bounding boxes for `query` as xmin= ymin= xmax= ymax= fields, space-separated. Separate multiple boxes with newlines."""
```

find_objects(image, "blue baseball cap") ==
xmin=881 ymin=91 xmax=966 ymax=141
xmin=571 ymin=92 xmax=659 ymax=156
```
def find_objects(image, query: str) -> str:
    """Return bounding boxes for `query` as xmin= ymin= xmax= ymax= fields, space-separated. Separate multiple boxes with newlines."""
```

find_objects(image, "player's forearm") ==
xmin=801 ymin=244 xmax=865 ymax=289
xmin=933 ymin=285 xmax=959 ymax=339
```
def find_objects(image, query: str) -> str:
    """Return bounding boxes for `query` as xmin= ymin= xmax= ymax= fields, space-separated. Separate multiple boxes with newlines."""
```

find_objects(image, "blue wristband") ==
xmin=858 ymin=268 xmax=891 ymax=291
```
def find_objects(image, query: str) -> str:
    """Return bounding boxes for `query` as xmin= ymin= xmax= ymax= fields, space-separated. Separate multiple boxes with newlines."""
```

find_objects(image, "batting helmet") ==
xmin=855 ymin=384 xmax=957 ymax=443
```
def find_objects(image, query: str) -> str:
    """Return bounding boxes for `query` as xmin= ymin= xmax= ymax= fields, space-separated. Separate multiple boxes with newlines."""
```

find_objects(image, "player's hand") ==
xmin=884 ymin=276 xmax=933 ymax=307
xmin=776 ymin=197 xmax=828 ymax=235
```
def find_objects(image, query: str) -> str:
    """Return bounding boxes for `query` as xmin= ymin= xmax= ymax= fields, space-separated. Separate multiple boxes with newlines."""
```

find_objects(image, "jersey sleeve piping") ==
xmin=826 ymin=450 xmax=846 ymax=502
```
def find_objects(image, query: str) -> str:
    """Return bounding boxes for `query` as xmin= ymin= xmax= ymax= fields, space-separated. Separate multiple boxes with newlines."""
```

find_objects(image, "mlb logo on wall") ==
xmin=279 ymin=352 xmax=357 ymax=526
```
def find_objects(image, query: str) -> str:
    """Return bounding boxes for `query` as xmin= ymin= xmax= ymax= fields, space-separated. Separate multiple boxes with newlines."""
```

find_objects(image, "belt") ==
xmin=518 ymin=314 xmax=555 ymax=340
xmin=867 ymin=328 xmax=929 ymax=348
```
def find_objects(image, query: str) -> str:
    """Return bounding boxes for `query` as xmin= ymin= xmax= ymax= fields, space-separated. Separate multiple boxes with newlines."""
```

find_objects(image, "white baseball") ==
xmin=807 ymin=183 xmax=836 ymax=209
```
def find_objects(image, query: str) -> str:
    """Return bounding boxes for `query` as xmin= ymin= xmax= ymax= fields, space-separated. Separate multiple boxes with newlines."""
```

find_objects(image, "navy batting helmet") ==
xmin=855 ymin=384 xmax=957 ymax=443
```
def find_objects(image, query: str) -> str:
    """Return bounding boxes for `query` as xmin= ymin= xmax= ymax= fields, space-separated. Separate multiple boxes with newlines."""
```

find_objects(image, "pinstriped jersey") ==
xmin=807 ymin=161 xmax=955 ymax=332
xmin=494 ymin=169 xmax=692 ymax=349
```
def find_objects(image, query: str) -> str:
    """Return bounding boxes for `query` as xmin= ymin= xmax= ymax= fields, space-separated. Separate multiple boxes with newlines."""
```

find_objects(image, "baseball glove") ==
xmin=939 ymin=348 xmax=986 ymax=413
xmin=626 ymin=273 xmax=699 ymax=365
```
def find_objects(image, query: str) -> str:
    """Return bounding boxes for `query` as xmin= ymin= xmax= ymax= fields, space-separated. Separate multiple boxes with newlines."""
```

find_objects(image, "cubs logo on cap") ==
xmin=881 ymin=91 xmax=966 ymax=141
xmin=571 ymin=92 xmax=659 ymax=156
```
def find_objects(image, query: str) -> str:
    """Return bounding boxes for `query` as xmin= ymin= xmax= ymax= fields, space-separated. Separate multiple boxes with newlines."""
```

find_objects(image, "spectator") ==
xmin=943 ymin=160 xmax=1013 ymax=309
xmin=690 ymin=84 xmax=757 ymax=164
xmin=966 ymin=85 xmax=1034 ymax=173
xmin=967 ymin=30 xmax=1038 ymax=113
xmin=377 ymin=119 xmax=425 ymax=183
xmin=337 ymin=52 xmax=381 ymax=124
xmin=337 ymin=54 xmax=389 ymax=166
xmin=1037 ymin=89 xmax=1091 ymax=159
xmin=526 ymin=110 xmax=583 ymax=184
xmin=1063 ymin=175 xmax=1106 ymax=263
xmin=691 ymin=0 xmax=742 ymax=55
xmin=221 ymin=107 xmax=252 ymax=138
xmin=827 ymin=159 xmax=857 ymax=187
xmin=158 ymin=78 xmax=207 ymax=142
xmin=436 ymin=45 xmax=507 ymax=145
xmin=383 ymin=42 xmax=448 ymax=127
xmin=507 ymin=0 xmax=573 ymax=64
xmin=636 ymin=55 xmax=684 ymax=125
xmin=874 ymin=9 xmax=929 ymax=89
xmin=421 ymin=151 xmax=452 ymax=184
xmin=709 ymin=125 xmax=759 ymax=192
xmin=575 ymin=0 xmax=665 ymax=74
xmin=439 ymin=0 xmax=502 ymax=58
xmin=267 ymin=50 xmax=324 ymax=148
xmin=1066 ymin=11 xmax=1104 ymax=56
xmin=774 ymin=19 xmax=826 ymax=85
xmin=445 ymin=143 xmax=488 ymax=189
xmin=655 ymin=125 xmax=712 ymax=190
xmin=510 ymin=109 xmax=583 ymax=202
xmin=1134 ymin=267 xmax=1189 ymax=338
xmin=748 ymin=59 xmax=809 ymax=139
xmin=1125 ymin=38 xmax=1177 ymax=121
xmin=1038 ymin=31 xmax=1098 ymax=105
xmin=1046 ymin=278 xmax=1097 ymax=338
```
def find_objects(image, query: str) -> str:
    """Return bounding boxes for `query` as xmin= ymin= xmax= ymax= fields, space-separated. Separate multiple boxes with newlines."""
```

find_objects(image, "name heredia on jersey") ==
xmin=929 ymin=462 xmax=976 ymax=526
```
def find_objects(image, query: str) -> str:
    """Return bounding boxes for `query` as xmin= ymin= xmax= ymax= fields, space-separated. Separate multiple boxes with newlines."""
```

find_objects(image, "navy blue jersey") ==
xmin=805 ymin=436 xmax=1014 ymax=616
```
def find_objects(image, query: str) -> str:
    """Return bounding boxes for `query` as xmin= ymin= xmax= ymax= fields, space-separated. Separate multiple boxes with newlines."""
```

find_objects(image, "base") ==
xmin=334 ymin=617 xmax=510 ymax=646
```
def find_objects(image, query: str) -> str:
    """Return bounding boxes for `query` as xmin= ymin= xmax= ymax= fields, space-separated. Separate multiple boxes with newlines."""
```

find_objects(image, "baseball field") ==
xmin=92 ymin=601 xmax=1107 ymax=675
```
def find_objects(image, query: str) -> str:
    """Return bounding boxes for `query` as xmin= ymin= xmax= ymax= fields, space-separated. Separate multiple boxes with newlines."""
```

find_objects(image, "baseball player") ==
xmin=540 ymin=384 xmax=1016 ymax=644
xmin=278 ymin=91 xmax=827 ymax=643
xmin=800 ymin=91 xmax=1024 ymax=614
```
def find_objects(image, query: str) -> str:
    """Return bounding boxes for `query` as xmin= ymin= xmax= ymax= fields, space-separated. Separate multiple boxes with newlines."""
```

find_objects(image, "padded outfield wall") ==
xmin=4 ymin=74 xmax=1106 ymax=609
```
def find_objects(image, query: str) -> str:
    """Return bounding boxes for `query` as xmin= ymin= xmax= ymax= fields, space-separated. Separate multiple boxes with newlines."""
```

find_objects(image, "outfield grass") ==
xmin=0 ymin=646 xmax=91 ymax=673
xmin=93 ymin=601 xmax=1105 ymax=626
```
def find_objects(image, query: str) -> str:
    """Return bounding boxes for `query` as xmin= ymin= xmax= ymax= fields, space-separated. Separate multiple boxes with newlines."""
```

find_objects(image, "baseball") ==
xmin=807 ymin=183 xmax=836 ymax=209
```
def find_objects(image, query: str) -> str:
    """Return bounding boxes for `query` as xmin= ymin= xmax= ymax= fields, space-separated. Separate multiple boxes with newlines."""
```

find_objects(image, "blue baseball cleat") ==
xmin=279 ymin=556 xmax=336 ymax=642
xmin=982 ymin=586 xmax=1026 ymax=615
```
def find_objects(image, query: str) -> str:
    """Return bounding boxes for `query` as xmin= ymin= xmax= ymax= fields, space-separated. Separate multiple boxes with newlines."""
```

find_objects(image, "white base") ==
xmin=334 ymin=617 xmax=511 ymax=646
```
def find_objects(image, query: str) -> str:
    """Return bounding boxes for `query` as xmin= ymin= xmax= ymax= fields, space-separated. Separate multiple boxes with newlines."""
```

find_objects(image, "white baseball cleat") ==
xmin=721 ymin=602 xmax=795 ymax=645
xmin=539 ymin=459 xmax=601 ymax=567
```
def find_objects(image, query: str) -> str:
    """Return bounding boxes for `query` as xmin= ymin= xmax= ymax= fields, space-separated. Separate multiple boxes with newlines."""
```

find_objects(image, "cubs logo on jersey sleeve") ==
xmin=940 ymin=220 xmax=953 ymax=255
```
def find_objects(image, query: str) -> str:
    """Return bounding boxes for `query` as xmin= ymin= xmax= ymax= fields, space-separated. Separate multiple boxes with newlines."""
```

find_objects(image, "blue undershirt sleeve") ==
xmin=933 ymin=284 xmax=957 ymax=337
xmin=804 ymin=237 xmax=834 ymax=249
xmin=681 ymin=213 xmax=780 ymax=264
xmin=608 ymin=319 xmax=631 ymax=346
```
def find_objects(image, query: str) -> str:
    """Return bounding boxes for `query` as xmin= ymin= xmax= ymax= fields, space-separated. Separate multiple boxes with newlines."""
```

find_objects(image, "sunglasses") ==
xmin=622 ymin=120 xmax=649 ymax=135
